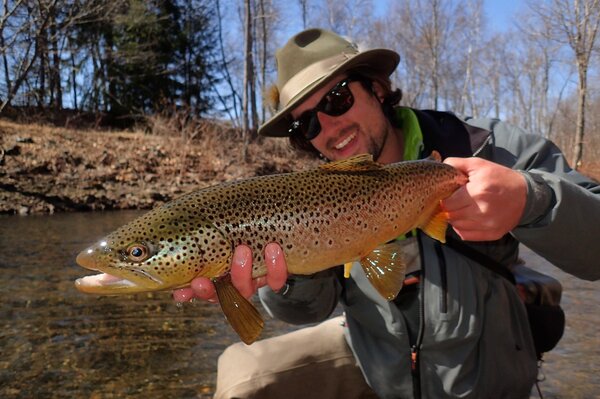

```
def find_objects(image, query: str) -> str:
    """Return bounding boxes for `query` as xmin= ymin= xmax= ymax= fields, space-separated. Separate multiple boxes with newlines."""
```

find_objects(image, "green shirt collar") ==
xmin=394 ymin=107 xmax=424 ymax=161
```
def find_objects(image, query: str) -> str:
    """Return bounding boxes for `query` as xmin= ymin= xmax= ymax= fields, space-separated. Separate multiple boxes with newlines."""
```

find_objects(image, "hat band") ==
xmin=279 ymin=52 xmax=356 ymax=108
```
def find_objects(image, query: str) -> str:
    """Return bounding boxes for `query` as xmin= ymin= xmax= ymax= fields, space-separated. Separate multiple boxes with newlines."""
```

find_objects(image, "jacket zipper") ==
xmin=472 ymin=134 xmax=492 ymax=156
xmin=434 ymin=241 xmax=448 ymax=313
xmin=412 ymin=234 xmax=427 ymax=399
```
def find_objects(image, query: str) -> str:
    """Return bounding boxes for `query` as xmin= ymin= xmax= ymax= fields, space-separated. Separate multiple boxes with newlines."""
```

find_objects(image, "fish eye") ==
xmin=126 ymin=244 xmax=150 ymax=262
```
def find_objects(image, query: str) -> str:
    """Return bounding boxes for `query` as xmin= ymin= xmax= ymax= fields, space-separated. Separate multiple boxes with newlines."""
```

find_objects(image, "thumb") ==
xmin=443 ymin=156 xmax=469 ymax=169
xmin=443 ymin=156 xmax=484 ymax=174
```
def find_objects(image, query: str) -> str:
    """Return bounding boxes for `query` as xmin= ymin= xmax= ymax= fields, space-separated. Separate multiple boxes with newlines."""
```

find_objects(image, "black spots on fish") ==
xmin=355 ymin=220 xmax=369 ymax=230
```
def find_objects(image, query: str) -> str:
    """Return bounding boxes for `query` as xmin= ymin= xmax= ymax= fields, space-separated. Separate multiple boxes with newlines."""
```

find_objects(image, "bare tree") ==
xmin=298 ymin=0 xmax=308 ymax=29
xmin=0 ymin=0 xmax=113 ymax=113
xmin=386 ymin=0 xmax=466 ymax=110
xmin=312 ymin=0 xmax=374 ymax=39
xmin=0 ymin=0 xmax=60 ymax=112
xmin=213 ymin=0 xmax=242 ymax=125
xmin=457 ymin=0 xmax=482 ymax=116
xmin=529 ymin=0 xmax=600 ymax=168
xmin=242 ymin=0 xmax=256 ymax=159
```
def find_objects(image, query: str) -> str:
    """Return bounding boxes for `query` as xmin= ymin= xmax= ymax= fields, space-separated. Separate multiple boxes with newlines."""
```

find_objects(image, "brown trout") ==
xmin=75 ymin=152 xmax=467 ymax=343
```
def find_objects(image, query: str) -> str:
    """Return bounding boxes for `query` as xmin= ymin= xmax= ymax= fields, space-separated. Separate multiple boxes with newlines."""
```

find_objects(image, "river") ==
xmin=0 ymin=211 xmax=598 ymax=398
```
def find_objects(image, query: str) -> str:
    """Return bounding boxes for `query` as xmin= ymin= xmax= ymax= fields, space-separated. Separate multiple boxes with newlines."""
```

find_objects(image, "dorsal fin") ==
xmin=319 ymin=154 xmax=383 ymax=172
xmin=426 ymin=150 xmax=442 ymax=162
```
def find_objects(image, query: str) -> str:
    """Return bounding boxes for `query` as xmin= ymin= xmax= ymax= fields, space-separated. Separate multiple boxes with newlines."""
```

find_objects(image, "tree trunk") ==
xmin=242 ymin=0 xmax=254 ymax=161
xmin=50 ymin=12 xmax=62 ymax=110
xmin=38 ymin=26 xmax=48 ymax=107
xmin=573 ymin=64 xmax=587 ymax=169
xmin=215 ymin=0 xmax=241 ymax=125
xmin=258 ymin=0 xmax=267 ymax=123
xmin=71 ymin=50 xmax=78 ymax=110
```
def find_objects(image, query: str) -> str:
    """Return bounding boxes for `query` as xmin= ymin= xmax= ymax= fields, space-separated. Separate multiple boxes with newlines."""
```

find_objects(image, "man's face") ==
xmin=290 ymin=74 xmax=402 ymax=163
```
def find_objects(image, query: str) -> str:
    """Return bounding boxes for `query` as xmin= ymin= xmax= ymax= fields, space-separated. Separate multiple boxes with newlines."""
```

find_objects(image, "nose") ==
xmin=315 ymin=111 xmax=342 ymax=137
xmin=76 ymin=248 xmax=97 ymax=270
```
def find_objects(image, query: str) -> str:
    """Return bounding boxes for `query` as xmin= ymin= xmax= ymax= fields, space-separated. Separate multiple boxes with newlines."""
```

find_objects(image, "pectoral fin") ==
xmin=214 ymin=275 xmax=264 ymax=345
xmin=359 ymin=242 xmax=406 ymax=300
xmin=420 ymin=203 xmax=449 ymax=243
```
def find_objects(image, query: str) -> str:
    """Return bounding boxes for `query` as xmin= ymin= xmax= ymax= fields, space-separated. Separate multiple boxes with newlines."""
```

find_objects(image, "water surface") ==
xmin=0 ymin=212 xmax=598 ymax=398
xmin=0 ymin=211 xmax=296 ymax=398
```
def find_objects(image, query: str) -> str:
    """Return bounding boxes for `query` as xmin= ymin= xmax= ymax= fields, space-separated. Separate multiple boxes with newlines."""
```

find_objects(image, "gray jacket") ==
xmin=259 ymin=110 xmax=600 ymax=399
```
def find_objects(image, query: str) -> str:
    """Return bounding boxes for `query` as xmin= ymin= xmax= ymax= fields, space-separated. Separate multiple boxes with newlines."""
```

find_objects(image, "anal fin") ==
xmin=214 ymin=275 xmax=264 ymax=345
xmin=359 ymin=242 xmax=406 ymax=300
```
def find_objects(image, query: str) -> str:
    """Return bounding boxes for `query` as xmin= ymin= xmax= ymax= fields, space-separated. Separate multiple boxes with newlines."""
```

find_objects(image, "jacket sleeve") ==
xmin=258 ymin=270 xmax=342 ymax=324
xmin=469 ymin=118 xmax=600 ymax=280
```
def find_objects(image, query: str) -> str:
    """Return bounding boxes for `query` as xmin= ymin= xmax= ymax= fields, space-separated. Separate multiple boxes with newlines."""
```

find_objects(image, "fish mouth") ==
xmin=75 ymin=273 xmax=141 ymax=294
xmin=75 ymin=250 xmax=163 ymax=294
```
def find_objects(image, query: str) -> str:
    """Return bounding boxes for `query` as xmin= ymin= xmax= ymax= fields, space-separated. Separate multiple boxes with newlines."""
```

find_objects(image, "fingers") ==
xmin=443 ymin=156 xmax=481 ymax=173
xmin=442 ymin=157 xmax=527 ymax=242
xmin=231 ymin=243 xmax=288 ymax=297
xmin=190 ymin=277 xmax=218 ymax=302
xmin=441 ymin=186 xmax=473 ymax=214
xmin=173 ymin=243 xmax=289 ymax=303
xmin=230 ymin=245 xmax=256 ymax=299
xmin=172 ymin=287 xmax=195 ymax=302
xmin=172 ymin=277 xmax=218 ymax=303
xmin=264 ymin=243 xmax=288 ymax=291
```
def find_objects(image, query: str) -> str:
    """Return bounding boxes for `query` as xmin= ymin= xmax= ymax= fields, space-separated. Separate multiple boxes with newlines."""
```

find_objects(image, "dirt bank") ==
xmin=1 ymin=118 xmax=598 ymax=215
xmin=0 ymin=119 xmax=317 ymax=214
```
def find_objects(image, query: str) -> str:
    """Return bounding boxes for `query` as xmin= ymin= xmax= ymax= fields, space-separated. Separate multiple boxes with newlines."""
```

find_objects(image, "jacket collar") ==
xmin=411 ymin=109 xmax=491 ymax=159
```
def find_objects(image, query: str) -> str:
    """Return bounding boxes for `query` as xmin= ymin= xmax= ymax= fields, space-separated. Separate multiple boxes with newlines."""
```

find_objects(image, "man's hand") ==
xmin=442 ymin=157 xmax=527 ymax=241
xmin=173 ymin=242 xmax=288 ymax=303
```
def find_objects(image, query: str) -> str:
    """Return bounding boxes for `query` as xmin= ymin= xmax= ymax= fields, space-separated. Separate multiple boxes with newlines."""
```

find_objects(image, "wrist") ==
xmin=517 ymin=171 xmax=554 ymax=226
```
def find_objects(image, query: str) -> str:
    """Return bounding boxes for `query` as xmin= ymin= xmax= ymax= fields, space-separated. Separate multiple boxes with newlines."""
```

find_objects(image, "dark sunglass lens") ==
xmin=322 ymin=83 xmax=354 ymax=116
xmin=288 ymin=78 xmax=357 ymax=140
xmin=288 ymin=120 xmax=301 ymax=135
xmin=302 ymin=111 xmax=321 ymax=140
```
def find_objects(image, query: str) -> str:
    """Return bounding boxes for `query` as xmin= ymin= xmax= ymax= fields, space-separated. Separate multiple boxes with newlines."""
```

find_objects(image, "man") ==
xmin=174 ymin=29 xmax=600 ymax=398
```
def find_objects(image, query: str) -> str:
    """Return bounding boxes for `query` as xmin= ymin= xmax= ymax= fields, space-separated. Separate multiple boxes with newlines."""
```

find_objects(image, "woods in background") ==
xmin=1 ymin=0 xmax=599 ymax=169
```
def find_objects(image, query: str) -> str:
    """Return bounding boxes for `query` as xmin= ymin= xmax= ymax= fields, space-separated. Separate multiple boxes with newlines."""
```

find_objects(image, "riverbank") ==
xmin=1 ymin=118 xmax=598 ymax=215
xmin=0 ymin=119 xmax=318 ymax=214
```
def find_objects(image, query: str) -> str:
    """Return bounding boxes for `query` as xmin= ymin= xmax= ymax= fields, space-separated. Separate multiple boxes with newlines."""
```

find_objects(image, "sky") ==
xmin=483 ymin=0 xmax=523 ymax=32
xmin=370 ymin=0 xmax=523 ymax=33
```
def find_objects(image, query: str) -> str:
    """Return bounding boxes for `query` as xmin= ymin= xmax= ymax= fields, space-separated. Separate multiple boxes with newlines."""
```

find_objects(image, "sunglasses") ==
xmin=288 ymin=76 xmax=362 ymax=140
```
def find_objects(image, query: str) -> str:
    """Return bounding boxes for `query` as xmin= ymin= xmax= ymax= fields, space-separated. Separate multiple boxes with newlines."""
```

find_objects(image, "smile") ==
xmin=335 ymin=132 xmax=356 ymax=150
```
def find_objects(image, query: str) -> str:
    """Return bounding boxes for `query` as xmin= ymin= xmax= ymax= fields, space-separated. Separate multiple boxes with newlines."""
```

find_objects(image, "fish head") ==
xmin=75 ymin=207 xmax=233 ymax=295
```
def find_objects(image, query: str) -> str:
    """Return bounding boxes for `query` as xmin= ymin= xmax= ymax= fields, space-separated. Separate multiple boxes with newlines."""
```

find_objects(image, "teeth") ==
xmin=335 ymin=133 xmax=356 ymax=150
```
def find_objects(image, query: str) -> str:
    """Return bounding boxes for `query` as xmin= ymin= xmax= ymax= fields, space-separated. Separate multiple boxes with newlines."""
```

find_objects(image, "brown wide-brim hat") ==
xmin=258 ymin=28 xmax=400 ymax=137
